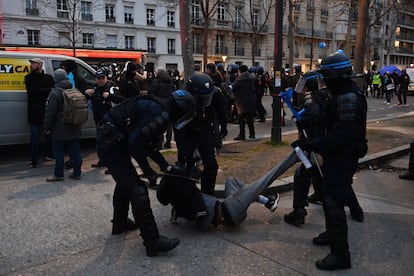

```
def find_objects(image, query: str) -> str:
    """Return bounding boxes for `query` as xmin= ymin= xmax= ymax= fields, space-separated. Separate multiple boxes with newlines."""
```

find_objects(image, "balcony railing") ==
xmin=396 ymin=33 xmax=414 ymax=41
xmin=191 ymin=18 xmax=204 ymax=26
xmin=82 ymin=14 xmax=93 ymax=21
xmin=235 ymin=47 xmax=244 ymax=56
xmin=215 ymin=46 xmax=228 ymax=55
xmin=148 ymin=47 xmax=156 ymax=53
xmin=125 ymin=18 xmax=134 ymax=24
xmin=395 ymin=47 xmax=414 ymax=55
xmin=26 ymin=8 xmax=39 ymax=16
xmin=147 ymin=20 xmax=155 ymax=26
xmin=193 ymin=45 xmax=202 ymax=54
xmin=57 ymin=11 xmax=68 ymax=18
xmin=167 ymin=22 xmax=175 ymax=28
xmin=106 ymin=17 xmax=116 ymax=22
xmin=168 ymin=49 xmax=176 ymax=54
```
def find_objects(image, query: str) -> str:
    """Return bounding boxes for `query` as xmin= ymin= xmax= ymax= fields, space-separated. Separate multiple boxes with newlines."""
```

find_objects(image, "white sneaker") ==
xmin=265 ymin=193 xmax=280 ymax=212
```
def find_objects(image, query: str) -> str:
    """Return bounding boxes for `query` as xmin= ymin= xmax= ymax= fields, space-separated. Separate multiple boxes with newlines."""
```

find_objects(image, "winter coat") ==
xmin=25 ymin=71 xmax=54 ymax=124
xmin=43 ymin=80 xmax=81 ymax=141
xmin=88 ymin=80 xmax=124 ymax=123
xmin=232 ymin=71 xmax=257 ymax=114
xmin=119 ymin=72 xmax=141 ymax=98
xmin=148 ymin=72 xmax=175 ymax=98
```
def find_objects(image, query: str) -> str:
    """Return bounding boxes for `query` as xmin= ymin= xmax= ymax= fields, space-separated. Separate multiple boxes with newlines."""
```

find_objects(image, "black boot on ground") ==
xmin=144 ymin=235 xmax=180 ymax=257
xmin=316 ymin=253 xmax=351 ymax=270
xmin=350 ymin=206 xmax=364 ymax=222
xmin=399 ymin=172 xmax=414 ymax=180
xmin=284 ymin=209 xmax=307 ymax=225
xmin=313 ymin=231 xmax=329 ymax=246
xmin=112 ymin=218 xmax=139 ymax=235
xmin=308 ymin=193 xmax=322 ymax=204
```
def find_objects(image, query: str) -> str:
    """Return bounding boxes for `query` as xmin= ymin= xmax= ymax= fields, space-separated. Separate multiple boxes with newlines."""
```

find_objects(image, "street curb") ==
xmin=213 ymin=144 xmax=411 ymax=198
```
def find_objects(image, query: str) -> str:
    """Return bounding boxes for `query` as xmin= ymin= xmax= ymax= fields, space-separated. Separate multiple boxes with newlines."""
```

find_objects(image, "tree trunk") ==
xmin=354 ymin=0 xmax=369 ymax=74
xmin=288 ymin=0 xmax=294 ymax=70
xmin=179 ymin=0 xmax=194 ymax=81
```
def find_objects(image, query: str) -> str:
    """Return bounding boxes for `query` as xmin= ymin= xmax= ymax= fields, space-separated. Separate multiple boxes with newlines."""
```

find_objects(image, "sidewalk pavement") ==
xmin=1 ymin=126 xmax=414 ymax=275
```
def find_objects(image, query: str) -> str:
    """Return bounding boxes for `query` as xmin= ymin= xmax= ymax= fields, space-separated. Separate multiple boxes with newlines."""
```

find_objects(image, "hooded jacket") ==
xmin=43 ymin=69 xmax=81 ymax=141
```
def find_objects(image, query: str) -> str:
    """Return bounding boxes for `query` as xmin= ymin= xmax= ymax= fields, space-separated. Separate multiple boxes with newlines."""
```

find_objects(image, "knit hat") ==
xmin=54 ymin=68 xmax=68 ymax=83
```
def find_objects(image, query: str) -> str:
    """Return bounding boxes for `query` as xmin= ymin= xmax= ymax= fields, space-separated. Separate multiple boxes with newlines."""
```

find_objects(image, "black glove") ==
xmin=291 ymin=138 xmax=313 ymax=152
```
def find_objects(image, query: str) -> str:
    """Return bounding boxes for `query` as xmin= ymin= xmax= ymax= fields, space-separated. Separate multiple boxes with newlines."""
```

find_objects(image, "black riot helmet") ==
xmin=186 ymin=72 xmax=215 ymax=107
xmin=295 ymin=70 xmax=325 ymax=93
xmin=320 ymin=50 xmax=354 ymax=79
xmin=170 ymin=89 xmax=197 ymax=129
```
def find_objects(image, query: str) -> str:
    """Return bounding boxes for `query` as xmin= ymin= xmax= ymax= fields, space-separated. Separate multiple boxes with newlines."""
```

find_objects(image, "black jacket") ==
xmin=88 ymin=80 xmax=124 ymax=123
xmin=148 ymin=73 xmax=174 ymax=98
xmin=232 ymin=72 xmax=257 ymax=114
xmin=25 ymin=71 xmax=54 ymax=124
xmin=119 ymin=72 xmax=141 ymax=98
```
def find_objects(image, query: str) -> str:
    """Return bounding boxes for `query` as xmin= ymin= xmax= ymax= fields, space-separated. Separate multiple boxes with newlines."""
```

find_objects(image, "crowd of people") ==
xmin=26 ymin=51 xmax=407 ymax=270
xmin=362 ymin=68 xmax=411 ymax=105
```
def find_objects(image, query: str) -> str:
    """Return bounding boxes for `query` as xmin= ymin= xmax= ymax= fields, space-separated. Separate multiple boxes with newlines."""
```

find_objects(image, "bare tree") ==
xmin=354 ymin=0 xmax=369 ymax=73
xmin=229 ymin=0 xmax=275 ymax=66
xmin=180 ymin=0 xmax=195 ymax=80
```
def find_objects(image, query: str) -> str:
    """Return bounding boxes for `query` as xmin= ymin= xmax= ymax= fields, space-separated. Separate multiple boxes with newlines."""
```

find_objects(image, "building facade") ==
xmin=1 ymin=0 xmax=413 ymax=74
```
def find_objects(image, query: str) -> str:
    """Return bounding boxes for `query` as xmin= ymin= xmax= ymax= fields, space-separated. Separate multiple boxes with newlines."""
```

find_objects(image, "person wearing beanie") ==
xmin=43 ymin=69 xmax=83 ymax=182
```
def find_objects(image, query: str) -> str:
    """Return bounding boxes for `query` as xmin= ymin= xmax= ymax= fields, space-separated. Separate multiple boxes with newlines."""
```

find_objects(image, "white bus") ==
xmin=0 ymin=52 xmax=97 ymax=145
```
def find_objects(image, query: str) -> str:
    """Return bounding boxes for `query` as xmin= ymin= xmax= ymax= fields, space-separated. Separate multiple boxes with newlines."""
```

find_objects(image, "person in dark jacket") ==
xmin=397 ymin=69 xmax=411 ymax=105
xmin=232 ymin=65 xmax=257 ymax=140
xmin=85 ymin=69 xmax=124 ymax=169
xmin=119 ymin=62 xmax=146 ymax=98
xmin=25 ymin=58 xmax=55 ymax=168
xmin=97 ymin=89 xmax=197 ymax=256
xmin=148 ymin=67 xmax=175 ymax=148
xmin=43 ymin=69 xmax=82 ymax=182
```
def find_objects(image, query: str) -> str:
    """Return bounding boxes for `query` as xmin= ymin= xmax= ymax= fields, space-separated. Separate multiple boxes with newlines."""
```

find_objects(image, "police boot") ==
xmin=284 ymin=209 xmax=307 ymax=225
xmin=348 ymin=188 xmax=364 ymax=222
xmin=316 ymin=198 xmax=351 ymax=270
xmin=131 ymin=182 xmax=179 ymax=257
xmin=112 ymin=194 xmax=139 ymax=235
xmin=285 ymin=167 xmax=311 ymax=225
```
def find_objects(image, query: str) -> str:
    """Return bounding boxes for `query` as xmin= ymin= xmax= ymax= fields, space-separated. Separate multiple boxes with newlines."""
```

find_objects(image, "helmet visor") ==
xmin=195 ymin=91 xmax=214 ymax=108
xmin=294 ymin=75 xmax=307 ymax=93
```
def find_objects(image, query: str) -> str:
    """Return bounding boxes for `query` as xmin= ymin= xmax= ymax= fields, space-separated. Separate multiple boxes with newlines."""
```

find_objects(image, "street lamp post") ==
xmin=272 ymin=0 xmax=283 ymax=143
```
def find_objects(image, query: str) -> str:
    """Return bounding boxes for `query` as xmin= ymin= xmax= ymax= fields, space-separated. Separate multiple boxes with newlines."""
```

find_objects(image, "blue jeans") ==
xmin=30 ymin=124 xmax=54 ymax=165
xmin=53 ymin=139 xmax=82 ymax=177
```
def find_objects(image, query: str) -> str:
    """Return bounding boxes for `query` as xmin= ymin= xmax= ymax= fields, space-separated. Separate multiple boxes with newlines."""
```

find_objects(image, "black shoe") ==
xmin=29 ymin=163 xmax=38 ymax=168
xmin=111 ymin=218 xmax=139 ymax=235
xmin=69 ymin=174 xmax=81 ymax=180
xmin=249 ymin=134 xmax=256 ymax=139
xmin=350 ymin=207 xmax=364 ymax=222
xmin=145 ymin=235 xmax=180 ymax=257
xmin=316 ymin=253 xmax=351 ymax=270
xmin=313 ymin=231 xmax=329 ymax=246
xmin=284 ymin=209 xmax=306 ymax=225
xmin=265 ymin=193 xmax=280 ymax=212
xmin=234 ymin=135 xmax=246 ymax=141
xmin=308 ymin=193 xmax=322 ymax=204
xmin=399 ymin=172 xmax=414 ymax=180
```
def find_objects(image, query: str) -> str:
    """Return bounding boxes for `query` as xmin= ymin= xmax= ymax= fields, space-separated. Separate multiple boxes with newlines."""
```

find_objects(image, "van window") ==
xmin=52 ymin=59 xmax=95 ymax=86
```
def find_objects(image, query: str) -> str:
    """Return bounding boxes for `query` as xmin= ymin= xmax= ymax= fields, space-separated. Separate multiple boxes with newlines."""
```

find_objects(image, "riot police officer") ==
xmin=292 ymin=51 xmax=368 ymax=270
xmin=98 ymin=90 xmax=197 ymax=257
xmin=284 ymin=70 xmax=327 ymax=225
xmin=174 ymin=72 xmax=225 ymax=196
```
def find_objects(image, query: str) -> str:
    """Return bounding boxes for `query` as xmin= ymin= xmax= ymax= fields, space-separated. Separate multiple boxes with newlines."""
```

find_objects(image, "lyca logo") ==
xmin=0 ymin=64 xmax=30 ymax=73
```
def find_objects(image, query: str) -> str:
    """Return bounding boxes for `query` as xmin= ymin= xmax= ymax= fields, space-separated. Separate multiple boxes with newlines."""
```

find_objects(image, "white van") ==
xmin=406 ymin=67 xmax=414 ymax=93
xmin=0 ymin=51 xmax=96 ymax=145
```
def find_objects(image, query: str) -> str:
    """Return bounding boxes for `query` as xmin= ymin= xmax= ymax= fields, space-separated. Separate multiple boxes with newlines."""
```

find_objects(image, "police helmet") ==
xmin=217 ymin=63 xmax=224 ymax=70
xmin=320 ymin=51 xmax=354 ymax=79
xmin=248 ymin=66 xmax=257 ymax=73
xmin=170 ymin=89 xmax=197 ymax=129
xmin=186 ymin=72 xmax=215 ymax=107
xmin=228 ymin=64 xmax=239 ymax=74
xmin=257 ymin=66 xmax=264 ymax=75
xmin=295 ymin=70 xmax=324 ymax=93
